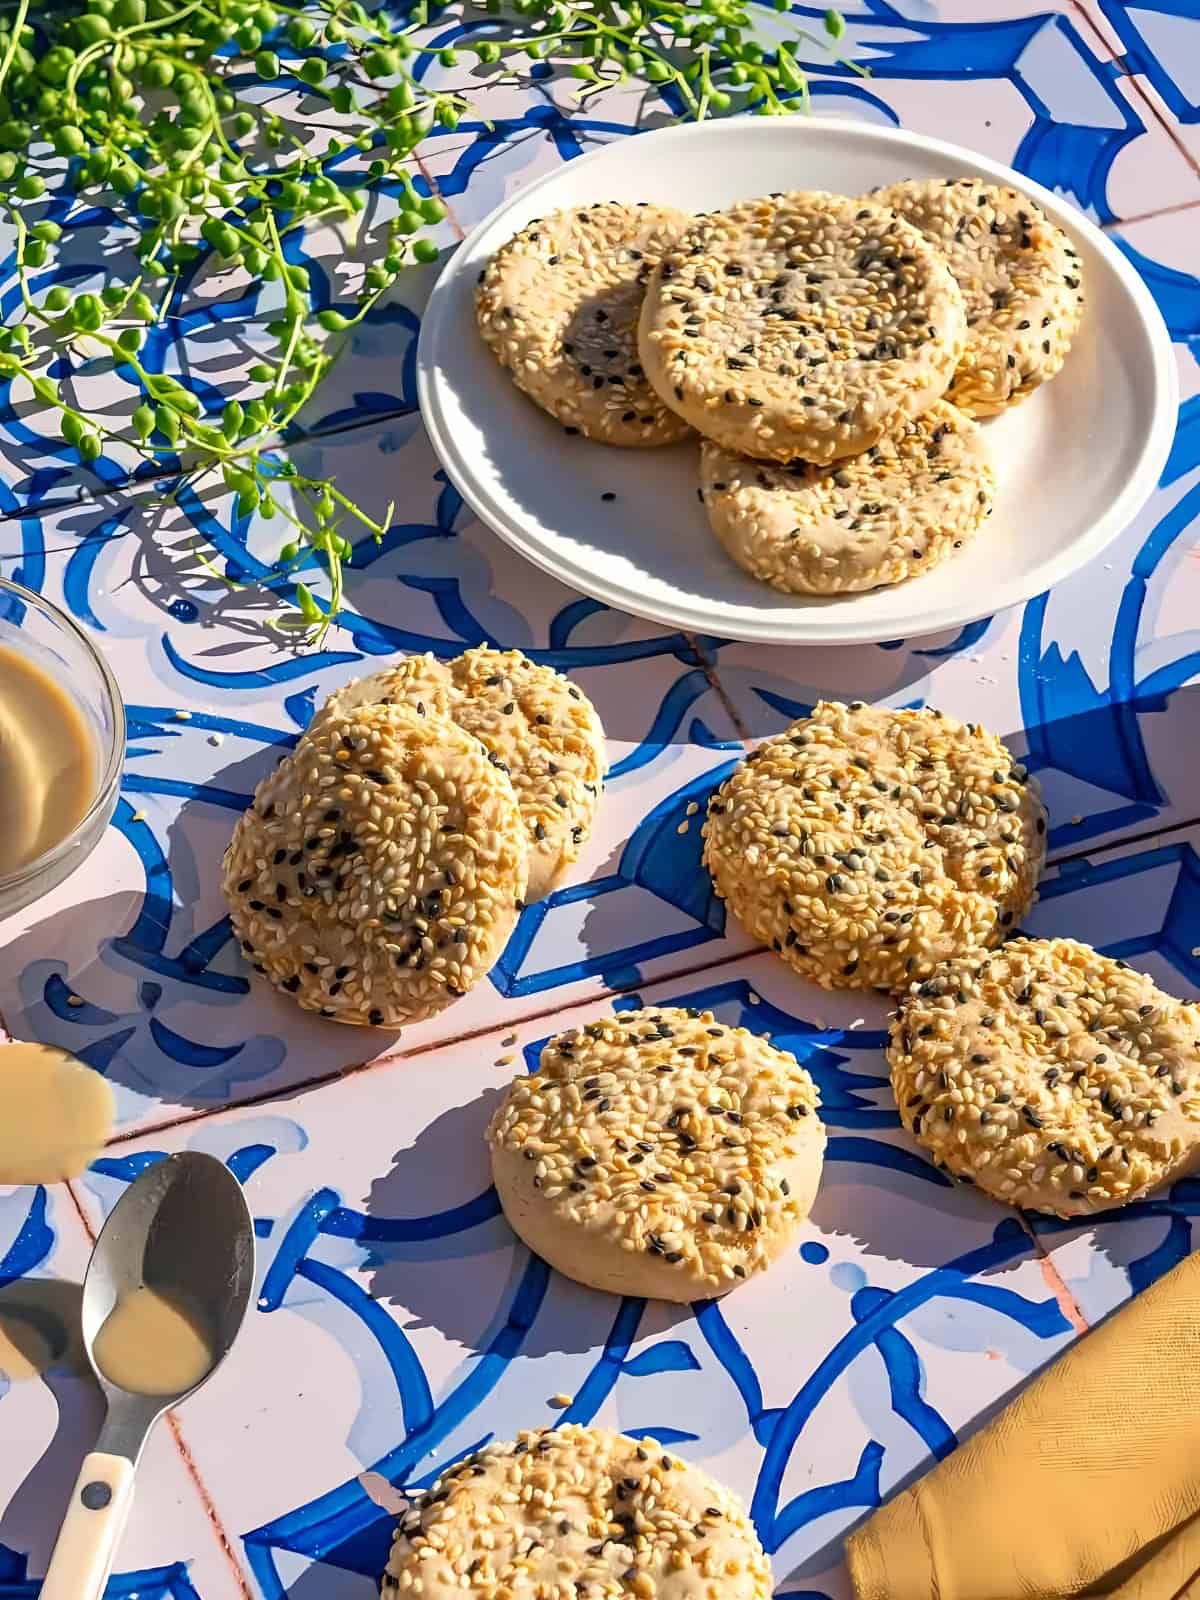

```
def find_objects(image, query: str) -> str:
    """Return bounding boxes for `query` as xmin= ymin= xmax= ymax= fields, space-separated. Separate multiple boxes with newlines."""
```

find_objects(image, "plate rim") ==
xmin=416 ymin=114 xmax=1179 ymax=647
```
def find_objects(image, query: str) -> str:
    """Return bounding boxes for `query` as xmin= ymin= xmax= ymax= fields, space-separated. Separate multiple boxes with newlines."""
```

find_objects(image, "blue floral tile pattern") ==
xmin=0 ymin=170 xmax=455 ymax=516
xmin=0 ymin=434 xmax=747 ymax=1132
xmin=3 ymin=3 xmax=1200 ymax=1597
xmin=1080 ymin=0 xmax=1200 ymax=165
xmin=416 ymin=0 xmax=1200 ymax=252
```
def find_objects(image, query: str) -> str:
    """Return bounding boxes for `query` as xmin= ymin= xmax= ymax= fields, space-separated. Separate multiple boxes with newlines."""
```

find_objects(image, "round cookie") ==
xmin=222 ymin=703 xmax=528 ymax=1027
xmin=889 ymin=937 xmax=1200 ymax=1215
xmin=637 ymin=190 xmax=967 ymax=465
xmin=308 ymin=648 xmax=606 ymax=902
xmin=487 ymin=1005 xmax=824 ymax=1300
xmin=702 ymin=702 xmax=1047 ymax=994
xmin=699 ymin=400 xmax=994 ymax=595
xmin=873 ymin=176 xmax=1085 ymax=417
xmin=382 ymin=1425 xmax=773 ymax=1599
xmin=476 ymin=201 xmax=695 ymax=446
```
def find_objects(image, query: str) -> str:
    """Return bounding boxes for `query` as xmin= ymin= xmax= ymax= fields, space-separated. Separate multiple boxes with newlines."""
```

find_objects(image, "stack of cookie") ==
xmin=221 ymin=647 xmax=606 ymax=1029
xmin=476 ymin=178 xmax=1084 ymax=597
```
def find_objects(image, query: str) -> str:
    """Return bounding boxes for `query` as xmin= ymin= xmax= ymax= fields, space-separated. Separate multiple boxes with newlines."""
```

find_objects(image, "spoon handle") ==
xmin=40 ymin=1451 xmax=135 ymax=1600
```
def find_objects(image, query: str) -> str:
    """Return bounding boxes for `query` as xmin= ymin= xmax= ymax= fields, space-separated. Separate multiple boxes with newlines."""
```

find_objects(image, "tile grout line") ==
xmin=164 ymin=1413 xmax=257 ymax=1600
xmin=1067 ymin=0 xmax=1131 ymax=68
xmin=1048 ymin=811 xmax=1200 ymax=872
xmin=97 ymin=942 xmax=769 ymax=1148
xmin=64 ymin=1175 xmax=99 ymax=1248
xmin=415 ymin=149 xmax=468 ymax=241
xmin=1 ymin=142 xmax=1191 ymax=536
xmin=73 ymin=961 xmax=1097 ymax=1347
xmin=1013 ymin=1205 xmax=1091 ymax=1334
xmin=1101 ymin=196 xmax=1200 ymax=231
xmin=1068 ymin=0 xmax=1200 ymax=184
xmin=1115 ymin=74 xmax=1200 ymax=185
xmin=687 ymin=635 xmax=753 ymax=742
xmin=76 ymin=1013 xmax=1096 ymax=1353
xmin=63 ymin=1178 xmax=258 ymax=1600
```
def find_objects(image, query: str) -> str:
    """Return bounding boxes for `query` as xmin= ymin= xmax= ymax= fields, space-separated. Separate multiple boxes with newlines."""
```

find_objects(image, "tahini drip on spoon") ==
xmin=39 ymin=1153 xmax=255 ymax=1600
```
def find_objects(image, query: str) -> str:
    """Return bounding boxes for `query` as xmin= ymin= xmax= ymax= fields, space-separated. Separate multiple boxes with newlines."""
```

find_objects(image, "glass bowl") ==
xmin=0 ymin=578 xmax=125 ymax=920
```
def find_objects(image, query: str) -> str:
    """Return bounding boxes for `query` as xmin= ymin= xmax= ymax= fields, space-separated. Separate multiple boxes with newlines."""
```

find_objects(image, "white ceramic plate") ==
xmin=417 ymin=116 xmax=1176 ymax=646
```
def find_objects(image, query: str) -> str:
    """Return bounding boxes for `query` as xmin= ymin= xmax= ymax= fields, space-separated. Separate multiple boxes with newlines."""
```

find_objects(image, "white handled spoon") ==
xmin=41 ymin=1152 xmax=255 ymax=1599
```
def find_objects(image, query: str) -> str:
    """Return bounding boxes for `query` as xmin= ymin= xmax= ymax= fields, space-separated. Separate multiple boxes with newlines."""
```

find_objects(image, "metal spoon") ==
xmin=41 ymin=1152 xmax=255 ymax=1600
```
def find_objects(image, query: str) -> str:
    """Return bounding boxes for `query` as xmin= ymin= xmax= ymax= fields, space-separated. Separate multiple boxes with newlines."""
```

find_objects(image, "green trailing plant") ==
xmin=0 ymin=0 xmax=848 ymax=637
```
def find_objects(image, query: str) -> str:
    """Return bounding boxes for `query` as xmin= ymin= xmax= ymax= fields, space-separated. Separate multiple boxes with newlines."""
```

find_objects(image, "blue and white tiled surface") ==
xmin=2 ymin=3 xmax=1200 ymax=1595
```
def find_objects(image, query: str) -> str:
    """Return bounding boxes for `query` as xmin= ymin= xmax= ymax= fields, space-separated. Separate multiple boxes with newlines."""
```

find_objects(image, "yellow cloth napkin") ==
xmin=845 ymin=1251 xmax=1200 ymax=1600
xmin=1108 ymin=1511 xmax=1200 ymax=1600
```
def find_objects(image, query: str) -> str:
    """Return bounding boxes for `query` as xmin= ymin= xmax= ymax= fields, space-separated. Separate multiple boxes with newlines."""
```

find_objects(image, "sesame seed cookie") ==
xmin=308 ymin=648 xmax=606 ymax=902
xmin=222 ymin=703 xmax=528 ymax=1028
xmin=476 ymin=201 xmax=695 ymax=446
xmin=382 ymin=1424 xmax=773 ymax=1599
xmin=309 ymin=653 xmax=454 ymax=730
xmin=699 ymin=400 xmax=994 ymax=595
xmin=637 ymin=190 xmax=967 ymax=465
xmin=703 ymin=702 xmax=1047 ymax=994
xmin=487 ymin=1005 xmax=824 ymax=1301
xmin=889 ymin=938 xmax=1200 ymax=1216
xmin=873 ymin=176 xmax=1085 ymax=417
